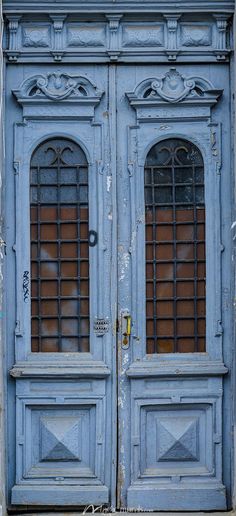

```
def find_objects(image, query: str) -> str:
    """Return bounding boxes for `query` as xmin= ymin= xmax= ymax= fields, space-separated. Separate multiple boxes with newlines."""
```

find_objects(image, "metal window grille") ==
xmin=30 ymin=138 xmax=89 ymax=352
xmin=145 ymin=138 xmax=206 ymax=353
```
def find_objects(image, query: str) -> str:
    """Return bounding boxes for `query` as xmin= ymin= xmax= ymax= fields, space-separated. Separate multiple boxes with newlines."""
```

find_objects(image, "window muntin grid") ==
xmin=30 ymin=138 xmax=89 ymax=352
xmin=145 ymin=138 xmax=206 ymax=354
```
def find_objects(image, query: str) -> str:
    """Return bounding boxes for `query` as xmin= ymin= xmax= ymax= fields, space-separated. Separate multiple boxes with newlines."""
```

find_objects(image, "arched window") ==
xmin=145 ymin=138 xmax=205 ymax=353
xmin=30 ymin=138 xmax=89 ymax=352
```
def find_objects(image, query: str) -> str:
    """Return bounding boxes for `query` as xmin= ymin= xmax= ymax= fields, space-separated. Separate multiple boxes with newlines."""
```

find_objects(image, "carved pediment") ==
xmin=13 ymin=71 xmax=104 ymax=103
xmin=126 ymin=68 xmax=222 ymax=107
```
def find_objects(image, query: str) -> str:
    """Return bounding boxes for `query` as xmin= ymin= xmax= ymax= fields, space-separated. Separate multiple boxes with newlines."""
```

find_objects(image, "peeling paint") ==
xmin=83 ymin=504 xmax=105 ymax=514
xmin=118 ymin=396 xmax=124 ymax=408
xmin=119 ymin=252 xmax=129 ymax=281
xmin=106 ymin=175 xmax=112 ymax=192
xmin=159 ymin=125 xmax=172 ymax=130
xmin=123 ymin=352 xmax=129 ymax=365
xmin=130 ymin=215 xmax=145 ymax=252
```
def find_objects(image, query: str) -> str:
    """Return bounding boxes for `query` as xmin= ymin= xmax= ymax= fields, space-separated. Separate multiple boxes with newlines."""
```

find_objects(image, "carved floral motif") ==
xmin=122 ymin=25 xmax=164 ymax=47
xmin=180 ymin=25 xmax=212 ymax=47
xmin=22 ymin=27 xmax=50 ymax=47
xmin=67 ymin=26 xmax=105 ymax=47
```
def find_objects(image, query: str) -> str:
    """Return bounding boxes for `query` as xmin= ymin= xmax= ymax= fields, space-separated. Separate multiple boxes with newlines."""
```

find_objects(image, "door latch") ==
xmin=121 ymin=309 xmax=131 ymax=349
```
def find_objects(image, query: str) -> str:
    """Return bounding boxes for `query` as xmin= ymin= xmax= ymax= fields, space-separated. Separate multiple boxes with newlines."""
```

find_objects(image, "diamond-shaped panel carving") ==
xmin=157 ymin=417 xmax=198 ymax=462
xmin=41 ymin=416 xmax=81 ymax=461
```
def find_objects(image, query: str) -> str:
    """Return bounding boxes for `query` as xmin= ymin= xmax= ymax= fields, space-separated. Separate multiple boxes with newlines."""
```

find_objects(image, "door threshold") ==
xmin=8 ymin=509 xmax=236 ymax=516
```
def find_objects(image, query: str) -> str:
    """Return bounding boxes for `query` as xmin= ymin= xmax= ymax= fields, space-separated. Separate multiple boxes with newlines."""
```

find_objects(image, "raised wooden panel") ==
xmin=127 ymin=376 xmax=225 ymax=510
xmin=17 ymin=399 xmax=105 ymax=483
xmin=30 ymin=408 xmax=96 ymax=476
xmin=140 ymin=404 xmax=210 ymax=476
xmin=12 ymin=378 xmax=109 ymax=504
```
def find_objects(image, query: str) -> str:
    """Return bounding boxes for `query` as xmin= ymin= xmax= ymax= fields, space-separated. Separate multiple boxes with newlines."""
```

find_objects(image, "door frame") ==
xmin=1 ymin=3 xmax=235 ymax=512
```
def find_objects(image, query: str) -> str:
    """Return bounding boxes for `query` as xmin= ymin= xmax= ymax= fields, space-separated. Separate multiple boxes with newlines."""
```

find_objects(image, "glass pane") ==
xmin=145 ymin=138 xmax=206 ymax=353
xmin=30 ymin=138 xmax=89 ymax=352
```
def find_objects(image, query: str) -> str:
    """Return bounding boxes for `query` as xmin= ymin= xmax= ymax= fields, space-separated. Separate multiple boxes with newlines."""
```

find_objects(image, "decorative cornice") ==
xmin=4 ymin=13 xmax=232 ymax=63
xmin=126 ymin=68 xmax=223 ymax=107
xmin=12 ymin=72 xmax=104 ymax=120
xmin=2 ymin=1 xmax=235 ymax=14
xmin=12 ymin=72 xmax=104 ymax=103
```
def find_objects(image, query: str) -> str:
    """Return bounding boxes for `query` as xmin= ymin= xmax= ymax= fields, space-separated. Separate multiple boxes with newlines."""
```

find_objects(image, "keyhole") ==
xmin=123 ymin=335 xmax=128 ymax=346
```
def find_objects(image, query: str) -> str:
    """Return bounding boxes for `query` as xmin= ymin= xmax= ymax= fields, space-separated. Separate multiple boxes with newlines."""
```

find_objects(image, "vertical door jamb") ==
xmin=108 ymin=62 xmax=118 ymax=511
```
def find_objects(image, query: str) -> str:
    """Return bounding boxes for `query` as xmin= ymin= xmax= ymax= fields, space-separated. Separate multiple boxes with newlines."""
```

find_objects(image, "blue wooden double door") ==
xmin=6 ymin=62 xmax=231 ymax=510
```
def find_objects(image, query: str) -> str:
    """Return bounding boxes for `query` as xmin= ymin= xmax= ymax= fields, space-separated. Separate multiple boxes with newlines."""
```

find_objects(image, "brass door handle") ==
xmin=121 ymin=309 xmax=131 ymax=349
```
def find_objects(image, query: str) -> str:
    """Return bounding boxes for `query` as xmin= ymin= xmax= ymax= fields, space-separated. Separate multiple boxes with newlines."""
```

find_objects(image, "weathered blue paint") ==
xmin=2 ymin=1 xmax=234 ymax=511
xmin=5 ymin=63 xmax=116 ymax=507
xmin=117 ymin=63 xmax=232 ymax=510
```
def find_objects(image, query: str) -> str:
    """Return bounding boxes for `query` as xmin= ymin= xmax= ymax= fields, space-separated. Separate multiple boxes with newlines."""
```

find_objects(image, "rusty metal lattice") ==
xmin=145 ymin=138 xmax=206 ymax=354
xmin=30 ymin=138 xmax=90 ymax=352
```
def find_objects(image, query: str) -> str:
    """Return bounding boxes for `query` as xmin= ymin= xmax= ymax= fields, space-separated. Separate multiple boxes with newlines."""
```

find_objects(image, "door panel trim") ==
xmin=127 ymin=485 xmax=226 ymax=511
xmin=126 ymin=360 xmax=228 ymax=377
xmin=10 ymin=361 xmax=111 ymax=378
xmin=12 ymin=485 xmax=109 ymax=506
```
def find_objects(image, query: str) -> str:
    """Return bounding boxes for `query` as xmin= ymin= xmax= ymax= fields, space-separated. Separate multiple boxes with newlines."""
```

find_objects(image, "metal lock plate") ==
xmin=94 ymin=318 xmax=109 ymax=336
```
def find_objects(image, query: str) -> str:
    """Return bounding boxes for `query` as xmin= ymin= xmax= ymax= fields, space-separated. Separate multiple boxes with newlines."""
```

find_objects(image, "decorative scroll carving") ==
xmin=163 ymin=15 xmax=180 ymax=60
xmin=6 ymin=15 xmax=21 ymax=60
xmin=122 ymin=25 xmax=164 ymax=47
xmin=22 ymin=27 xmax=50 ymax=47
xmin=67 ymin=26 xmax=105 ymax=47
xmin=151 ymin=69 xmax=200 ymax=102
xmin=126 ymin=68 xmax=222 ymax=106
xmin=49 ymin=14 xmax=67 ymax=61
xmin=180 ymin=25 xmax=212 ymax=47
xmin=106 ymin=14 xmax=123 ymax=60
xmin=8 ymin=15 xmax=21 ymax=50
xmin=13 ymin=72 xmax=103 ymax=102
xmin=214 ymin=14 xmax=228 ymax=56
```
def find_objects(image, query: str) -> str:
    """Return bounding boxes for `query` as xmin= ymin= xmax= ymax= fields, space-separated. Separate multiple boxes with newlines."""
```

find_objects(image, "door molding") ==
xmin=8 ymin=66 xmax=116 ymax=507
xmin=3 ymin=12 xmax=232 ymax=64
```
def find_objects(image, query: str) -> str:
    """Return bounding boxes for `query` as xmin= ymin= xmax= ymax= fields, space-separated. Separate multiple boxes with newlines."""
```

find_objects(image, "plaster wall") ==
xmin=0 ymin=3 xmax=6 ymax=516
